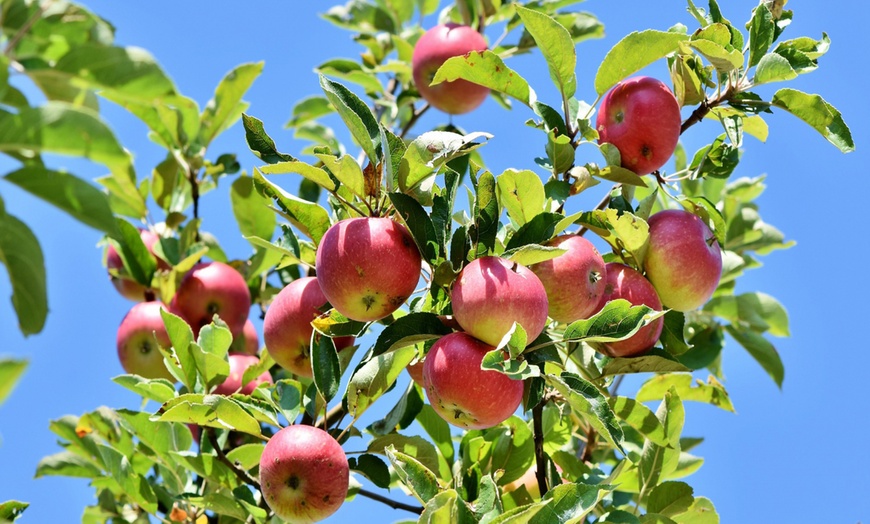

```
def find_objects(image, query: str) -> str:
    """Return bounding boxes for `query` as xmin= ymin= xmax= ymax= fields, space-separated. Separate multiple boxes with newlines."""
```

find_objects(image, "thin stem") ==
xmin=400 ymin=103 xmax=430 ymax=138
xmin=3 ymin=2 xmax=47 ymax=57
xmin=576 ymin=189 xmax=614 ymax=236
xmin=532 ymin=401 xmax=549 ymax=498
xmin=330 ymin=189 xmax=369 ymax=217
xmin=206 ymin=428 xmax=261 ymax=490
xmin=357 ymin=489 xmax=424 ymax=515
xmin=316 ymin=404 xmax=347 ymax=430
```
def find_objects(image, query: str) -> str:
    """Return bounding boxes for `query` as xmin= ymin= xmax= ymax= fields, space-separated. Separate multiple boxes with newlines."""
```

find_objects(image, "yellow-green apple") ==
xmin=451 ymin=256 xmax=549 ymax=347
xmin=596 ymin=76 xmax=682 ymax=175
xmin=643 ymin=209 xmax=723 ymax=311
xmin=263 ymin=277 xmax=354 ymax=377
xmin=116 ymin=301 xmax=175 ymax=381
xmin=229 ymin=319 xmax=259 ymax=355
xmin=412 ymin=23 xmax=489 ymax=114
xmin=213 ymin=353 xmax=272 ymax=396
xmin=259 ymin=425 xmax=349 ymax=523
xmin=173 ymin=261 xmax=251 ymax=337
xmin=594 ymin=263 xmax=664 ymax=357
xmin=106 ymin=229 xmax=168 ymax=301
xmin=315 ymin=217 xmax=421 ymax=322
xmin=529 ymin=235 xmax=607 ymax=323
xmin=423 ymin=332 xmax=524 ymax=429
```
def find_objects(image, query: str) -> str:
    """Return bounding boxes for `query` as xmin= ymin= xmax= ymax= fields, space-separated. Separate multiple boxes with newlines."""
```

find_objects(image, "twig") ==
xmin=315 ymin=404 xmax=347 ymax=430
xmin=205 ymin=428 xmax=261 ymax=490
xmin=3 ymin=2 xmax=48 ymax=57
xmin=357 ymin=489 xmax=424 ymax=514
xmin=576 ymin=190 xmax=613 ymax=236
xmin=532 ymin=401 xmax=549 ymax=498
xmin=400 ymin=103 xmax=430 ymax=138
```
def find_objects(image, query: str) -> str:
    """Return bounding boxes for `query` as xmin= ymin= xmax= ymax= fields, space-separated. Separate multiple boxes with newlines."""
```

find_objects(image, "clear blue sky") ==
xmin=1 ymin=1 xmax=868 ymax=522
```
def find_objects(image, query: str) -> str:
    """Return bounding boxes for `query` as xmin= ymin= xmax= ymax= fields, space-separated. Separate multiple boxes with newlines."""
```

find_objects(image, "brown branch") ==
xmin=580 ymin=425 xmax=597 ymax=464
xmin=357 ymin=489 xmax=423 ymax=514
xmin=205 ymin=428 xmax=261 ymax=490
xmin=680 ymin=84 xmax=737 ymax=136
xmin=3 ymin=2 xmax=48 ymax=57
xmin=532 ymin=401 xmax=549 ymax=498
xmin=400 ymin=103 xmax=430 ymax=138
xmin=576 ymin=190 xmax=613 ymax=237
xmin=316 ymin=404 xmax=347 ymax=431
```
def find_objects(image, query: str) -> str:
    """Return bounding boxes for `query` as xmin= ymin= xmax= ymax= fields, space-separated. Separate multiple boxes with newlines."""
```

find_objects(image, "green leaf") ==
xmin=0 ymin=209 xmax=47 ymax=336
xmin=754 ymin=52 xmax=797 ymax=85
xmin=647 ymin=481 xmax=694 ymax=517
xmin=531 ymin=482 xmax=614 ymax=523
xmin=660 ymin=311 xmax=691 ymax=356
xmin=286 ymin=95 xmax=334 ymax=127
xmin=595 ymin=30 xmax=689 ymax=95
xmin=770 ymin=88 xmax=854 ymax=153
xmin=638 ymin=388 xmax=684 ymax=499
xmin=416 ymin=404 xmax=455 ymax=465
xmin=497 ymin=169 xmax=545 ymax=227
xmin=258 ymin=160 xmax=336 ymax=191
xmin=419 ymin=489 xmax=477 ymax=523
xmin=369 ymin=380 xmax=424 ymax=436
xmin=51 ymin=44 xmax=175 ymax=100
xmin=389 ymin=192 xmax=439 ymax=263
xmin=231 ymin=176 xmax=275 ymax=243
xmin=242 ymin=113 xmax=296 ymax=164
xmin=637 ymin=374 xmax=734 ymax=412
xmin=157 ymin=394 xmax=262 ymax=436
xmin=112 ymin=375 xmax=176 ymax=404
xmin=319 ymin=74 xmax=381 ymax=164
xmin=385 ymin=446 xmax=441 ymax=503
xmin=672 ymin=497 xmax=719 ymax=524
xmin=575 ymin=208 xmax=649 ymax=266
xmin=599 ymin=510 xmax=642 ymax=523
xmin=432 ymin=50 xmax=536 ymax=107
xmin=726 ymin=325 xmax=784 ymax=388
xmin=226 ymin=443 xmax=265 ymax=471
xmin=114 ymin=219 xmax=156 ymax=286
xmin=503 ymin=244 xmax=566 ymax=267
xmin=608 ymin=396 xmax=669 ymax=447
xmin=545 ymin=373 xmax=624 ymax=452
xmin=199 ymin=62 xmax=263 ymax=146
xmin=0 ymin=358 xmax=27 ymax=405
xmin=687 ymin=39 xmax=743 ymax=72
xmin=399 ymin=131 xmax=491 ymax=193
xmin=349 ymin=453 xmax=392 ymax=489
xmin=311 ymin=334 xmax=340 ymax=403
xmin=371 ymin=312 xmax=451 ymax=357
xmin=489 ymin=501 xmax=550 ymax=523
xmin=471 ymin=170 xmax=499 ymax=257
xmin=35 ymin=451 xmax=102 ymax=478
xmin=705 ymin=292 xmax=789 ymax=337
xmin=0 ymin=500 xmax=29 ymax=521
xmin=747 ymin=4 xmax=775 ymax=68
xmin=160 ymin=309 xmax=196 ymax=389
xmin=252 ymin=168 xmax=331 ymax=245
xmin=4 ymin=167 xmax=118 ymax=238
xmin=346 ymin=346 xmax=416 ymax=418
xmin=516 ymin=6 xmax=577 ymax=99
xmin=601 ymin=353 xmax=690 ymax=376
xmin=562 ymin=299 xmax=663 ymax=344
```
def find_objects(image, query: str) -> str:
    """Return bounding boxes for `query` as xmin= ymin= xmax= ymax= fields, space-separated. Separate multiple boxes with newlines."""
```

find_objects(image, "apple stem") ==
xmin=532 ymin=401 xmax=550 ymax=498
xmin=357 ymin=488 xmax=423 ymax=515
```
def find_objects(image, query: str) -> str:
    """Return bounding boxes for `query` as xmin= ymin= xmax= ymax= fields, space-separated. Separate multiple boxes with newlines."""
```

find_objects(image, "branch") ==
xmin=3 ymin=2 xmax=48 ymax=57
xmin=357 ymin=488 xmax=424 ymax=515
xmin=316 ymin=404 xmax=346 ymax=430
xmin=532 ymin=401 xmax=549 ymax=498
xmin=680 ymin=84 xmax=737 ymax=136
xmin=576 ymin=190 xmax=613 ymax=237
xmin=205 ymin=428 xmax=261 ymax=490
xmin=400 ymin=104 xmax=430 ymax=138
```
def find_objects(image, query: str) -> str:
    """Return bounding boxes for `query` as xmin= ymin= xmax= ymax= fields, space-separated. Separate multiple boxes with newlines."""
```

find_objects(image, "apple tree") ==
xmin=2 ymin=0 xmax=855 ymax=522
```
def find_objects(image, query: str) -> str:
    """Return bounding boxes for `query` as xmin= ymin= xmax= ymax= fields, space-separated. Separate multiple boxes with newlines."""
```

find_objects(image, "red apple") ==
xmin=213 ymin=353 xmax=272 ymax=396
xmin=643 ymin=209 xmax=723 ymax=311
xmin=529 ymin=235 xmax=607 ymax=323
xmin=406 ymin=359 xmax=425 ymax=386
xmin=596 ymin=76 xmax=682 ymax=176
xmin=173 ymin=261 xmax=251 ymax=337
xmin=594 ymin=263 xmax=664 ymax=357
xmin=229 ymin=319 xmax=260 ymax=355
xmin=423 ymin=332 xmax=524 ymax=430
xmin=116 ymin=301 xmax=175 ymax=381
xmin=451 ymin=256 xmax=549 ymax=347
xmin=412 ymin=23 xmax=489 ymax=114
xmin=259 ymin=425 xmax=349 ymax=523
xmin=315 ymin=217 xmax=422 ymax=322
xmin=263 ymin=277 xmax=354 ymax=377
xmin=106 ymin=229 xmax=168 ymax=301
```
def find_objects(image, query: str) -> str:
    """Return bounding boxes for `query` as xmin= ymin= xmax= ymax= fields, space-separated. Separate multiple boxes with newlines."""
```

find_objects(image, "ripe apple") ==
xmin=263 ymin=277 xmax=354 ymax=377
xmin=213 ymin=353 xmax=272 ymax=396
xmin=260 ymin=425 xmax=349 ymax=523
xmin=116 ymin=301 xmax=175 ymax=381
xmin=412 ymin=23 xmax=489 ymax=114
xmin=229 ymin=319 xmax=260 ymax=355
xmin=529 ymin=235 xmax=607 ymax=323
xmin=106 ymin=229 xmax=168 ymax=301
xmin=423 ymin=332 xmax=524 ymax=430
xmin=594 ymin=263 xmax=664 ymax=357
xmin=451 ymin=256 xmax=549 ymax=347
xmin=173 ymin=261 xmax=251 ymax=337
xmin=596 ymin=76 xmax=682 ymax=176
xmin=643 ymin=209 xmax=723 ymax=311
xmin=315 ymin=217 xmax=422 ymax=322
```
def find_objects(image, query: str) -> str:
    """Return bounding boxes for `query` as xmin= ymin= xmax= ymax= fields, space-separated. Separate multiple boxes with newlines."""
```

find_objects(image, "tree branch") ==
xmin=357 ymin=488 xmax=424 ymax=514
xmin=400 ymin=104 xmax=430 ymax=138
xmin=205 ymin=428 xmax=261 ymax=490
xmin=532 ymin=401 xmax=549 ymax=498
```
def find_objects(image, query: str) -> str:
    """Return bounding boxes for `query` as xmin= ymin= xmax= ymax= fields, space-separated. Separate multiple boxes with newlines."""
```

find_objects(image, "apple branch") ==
xmin=399 ymin=103 xmax=430 ymax=138
xmin=205 ymin=428 xmax=261 ymax=490
xmin=357 ymin=489 xmax=424 ymax=515
xmin=532 ymin=401 xmax=549 ymax=498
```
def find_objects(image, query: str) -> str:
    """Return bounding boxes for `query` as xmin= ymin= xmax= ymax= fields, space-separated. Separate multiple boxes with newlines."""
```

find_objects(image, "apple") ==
xmin=596 ymin=76 xmax=682 ymax=176
xmin=263 ymin=277 xmax=354 ymax=377
xmin=173 ymin=261 xmax=251 ymax=337
xmin=213 ymin=353 xmax=272 ymax=396
xmin=643 ymin=209 xmax=723 ymax=311
xmin=229 ymin=319 xmax=260 ymax=355
xmin=529 ymin=235 xmax=607 ymax=323
xmin=116 ymin=301 xmax=175 ymax=381
xmin=451 ymin=256 xmax=549 ymax=347
xmin=406 ymin=359 xmax=425 ymax=386
xmin=106 ymin=229 xmax=168 ymax=301
xmin=412 ymin=23 xmax=489 ymax=114
xmin=594 ymin=263 xmax=664 ymax=357
xmin=423 ymin=332 xmax=524 ymax=430
xmin=260 ymin=425 xmax=349 ymax=523
xmin=315 ymin=217 xmax=422 ymax=322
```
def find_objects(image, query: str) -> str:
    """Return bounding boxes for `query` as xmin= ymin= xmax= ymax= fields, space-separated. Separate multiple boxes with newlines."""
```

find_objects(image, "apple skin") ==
xmin=423 ymin=332 xmax=524 ymax=430
xmin=412 ymin=23 xmax=489 ymax=114
xmin=643 ymin=209 xmax=723 ymax=312
xmin=213 ymin=353 xmax=272 ymax=396
xmin=116 ymin=301 xmax=175 ymax=381
xmin=451 ymin=256 xmax=549 ymax=347
xmin=529 ymin=235 xmax=607 ymax=323
xmin=315 ymin=217 xmax=422 ymax=322
xmin=596 ymin=76 xmax=682 ymax=176
xmin=173 ymin=261 xmax=251 ymax=338
xmin=594 ymin=263 xmax=664 ymax=357
xmin=106 ymin=229 xmax=167 ymax=301
xmin=406 ymin=359 xmax=425 ymax=386
xmin=229 ymin=319 xmax=260 ymax=355
xmin=263 ymin=277 xmax=354 ymax=377
xmin=259 ymin=425 xmax=349 ymax=524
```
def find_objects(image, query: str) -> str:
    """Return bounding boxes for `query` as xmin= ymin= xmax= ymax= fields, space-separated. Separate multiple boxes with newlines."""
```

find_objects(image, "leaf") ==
xmin=516 ymin=6 xmax=577 ymax=99
xmin=389 ymin=192 xmax=439 ymax=263
xmin=563 ymin=299 xmax=663 ymax=344
xmin=311 ymin=335 xmax=340 ymax=403
xmin=497 ymin=169 xmax=545 ymax=227
xmin=320 ymin=74 xmax=381 ymax=164
xmin=242 ymin=113 xmax=296 ymax=163
xmin=348 ymin=454 xmax=391 ymax=489
xmin=112 ymin=375 xmax=176 ymax=404
xmin=231 ymin=175 xmax=276 ymax=245
xmin=369 ymin=380 xmax=424 ymax=436
xmin=595 ymin=31 xmax=689 ymax=95
xmin=385 ymin=446 xmax=441 ymax=503
xmin=638 ymin=388 xmax=684 ymax=499
xmin=574 ymin=208 xmax=649 ymax=266
xmin=199 ymin=62 xmax=263 ymax=146
xmin=705 ymin=292 xmax=789 ymax=337
xmin=608 ymin=396 xmax=669 ymax=447
xmin=470 ymin=170 xmax=499 ymax=257
xmin=530 ymin=482 xmax=614 ymax=523
xmin=770 ymin=88 xmax=854 ymax=153
xmin=747 ymin=4 xmax=776 ymax=68
xmin=637 ymin=374 xmax=735 ymax=412
xmin=416 ymin=405 xmax=455 ymax=465
xmin=687 ymin=39 xmax=743 ymax=72
xmin=503 ymin=244 xmax=566 ymax=267
xmin=647 ymin=481 xmax=694 ymax=517
xmin=545 ymin=373 xmax=624 ymax=452
xmin=418 ymin=490 xmax=477 ymax=524
xmin=726 ymin=325 xmax=784 ymax=388
xmin=272 ymin=379 xmax=304 ymax=422
xmin=114 ymin=219 xmax=157 ymax=286
xmin=0 ymin=500 xmax=28 ymax=521
xmin=259 ymin=160 xmax=336 ymax=191
xmin=252 ymin=168 xmax=331 ymax=245
xmin=432 ymin=50 xmax=536 ymax=107
xmin=601 ymin=353 xmax=690 ymax=376
xmin=0 ymin=209 xmax=47 ymax=335
xmin=0 ymin=358 xmax=27 ymax=405
xmin=286 ymin=95 xmax=334 ymax=127
xmin=371 ymin=312 xmax=451 ymax=357
xmin=672 ymin=497 xmax=719 ymax=524
xmin=399 ymin=131 xmax=491 ymax=193
xmin=346 ymin=346 xmax=416 ymax=418
xmin=157 ymin=394 xmax=262 ymax=436
xmin=35 ymin=451 xmax=103 ymax=479
xmin=4 ymin=167 xmax=118 ymax=238
xmin=505 ymin=212 xmax=563 ymax=251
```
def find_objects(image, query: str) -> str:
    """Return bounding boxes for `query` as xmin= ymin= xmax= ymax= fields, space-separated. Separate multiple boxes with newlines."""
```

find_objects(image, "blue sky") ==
xmin=1 ymin=1 xmax=868 ymax=522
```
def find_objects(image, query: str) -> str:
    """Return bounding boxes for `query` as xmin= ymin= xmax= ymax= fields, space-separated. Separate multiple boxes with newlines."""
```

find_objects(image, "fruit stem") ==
xmin=356 ymin=489 xmax=423 ymax=515
xmin=532 ymin=401 xmax=550 ymax=498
